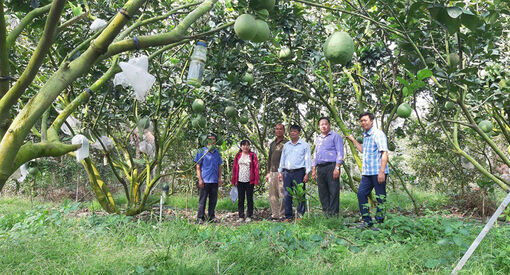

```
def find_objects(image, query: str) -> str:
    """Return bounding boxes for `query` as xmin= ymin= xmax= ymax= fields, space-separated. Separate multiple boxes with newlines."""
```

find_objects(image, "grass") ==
xmin=1 ymin=192 xmax=508 ymax=274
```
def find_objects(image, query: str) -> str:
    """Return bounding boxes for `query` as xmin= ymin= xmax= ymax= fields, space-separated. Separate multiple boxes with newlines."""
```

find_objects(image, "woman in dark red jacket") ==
xmin=231 ymin=140 xmax=260 ymax=222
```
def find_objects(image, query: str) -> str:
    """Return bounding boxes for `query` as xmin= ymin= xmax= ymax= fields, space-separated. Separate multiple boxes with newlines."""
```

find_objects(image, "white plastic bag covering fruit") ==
xmin=139 ymin=140 xmax=154 ymax=156
xmin=113 ymin=55 xmax=156 ymax=102
xmin=12 ymin=164 xmax=28 ymax=183
xmin=72 ymin=135 xmax=89 ymax=161
xmin=230 ymin=186 xmax=238 ymax=202
xmin=90 ymin=18 xmax=107 ymax=32
xmin=91 ymin=136 xmax=114 ymax=151
xmin=61 ymin=115 xmax=81 ymax=136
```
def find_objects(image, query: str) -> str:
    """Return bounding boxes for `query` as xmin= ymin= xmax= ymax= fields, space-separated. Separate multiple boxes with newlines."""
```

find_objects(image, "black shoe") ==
xmin=355 ymin=222 xmax=373 ymax=229
xmin=196 ymin=218 xmax=205 ymax=224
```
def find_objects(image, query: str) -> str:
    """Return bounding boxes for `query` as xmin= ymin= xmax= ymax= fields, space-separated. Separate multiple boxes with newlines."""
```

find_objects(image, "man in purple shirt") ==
xmin=312 ymin=117 xmax=344 ymax=216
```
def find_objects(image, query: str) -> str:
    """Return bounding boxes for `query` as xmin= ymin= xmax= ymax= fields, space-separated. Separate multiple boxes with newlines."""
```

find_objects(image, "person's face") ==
xmin=275 ymin=124 xmax=284 ymax=138
xmin=207 ymin=136 xmax=216 ymax=147
xmin=360 ymin=115 xmax=373 ymax=132
xmin=319 ymin=119 xmax=330 ymax=134
xmin=289 ymin=129 xmax=300 ymax=140
xmin=241 ymin=143 xmax=250 ymax=152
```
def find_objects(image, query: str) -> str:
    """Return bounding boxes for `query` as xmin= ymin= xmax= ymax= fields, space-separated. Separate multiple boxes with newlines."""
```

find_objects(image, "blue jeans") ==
xmin=283 ymin=168 xmax=306 ymax=219
xmin=357 ymin=175 xmax=387 ymax=224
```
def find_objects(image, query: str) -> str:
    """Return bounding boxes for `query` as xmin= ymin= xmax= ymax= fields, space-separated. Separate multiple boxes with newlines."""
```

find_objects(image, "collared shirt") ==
xmin=194 ymin=147 xmax=223 ymax=183
xmin=278 ymin=138 xmax=312 ymax=174
xmin=312 ymin=130 xmax=344 ymax=166
xmin=267 ymin=137 xmax=288 ymax=172
xmin=362 ymin=127 xmax=389 ymax=176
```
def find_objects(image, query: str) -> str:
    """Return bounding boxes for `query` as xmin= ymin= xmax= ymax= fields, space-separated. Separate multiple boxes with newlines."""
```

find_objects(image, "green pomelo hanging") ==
xmin=192 ymin=99 xmax=205 ymax=113
xmin=239 ymin=116 xmax=249 ymax=124
xmin=250 ymin=20 xmax=271 ymax=43
xmin=397 ymin=103 xmax=412 ymax=118
xmin=444 ymin=101 xmax=454 ymax=110
xmin=279 ymin=46 xmax=292 ymax=59
xmin=225 ymin=106 xmax=237 ymax=118
xmin=388 ymin=142 xmax=396 ymax=151
xmin=191 ymin=118 xmax=200 ymax=128
xmin=478 ymin=120 xmax=492 ymax=133
xmin=196 ymin=115 xmax=206 ymax=128
xmin=234 ymin=14 xmax=257 ymax=41
xmin=242 ymin=73 xmax=254 ymax=85
xmin=323 ymin=31 xmax=354 ymax=65
xmin=250 ymin=0 xmax=275 ymax=11
xmin=447 ymin=53 xmax=460 ymax=69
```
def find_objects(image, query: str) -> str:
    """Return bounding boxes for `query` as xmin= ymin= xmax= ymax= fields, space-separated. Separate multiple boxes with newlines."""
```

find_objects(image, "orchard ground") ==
xmin=1 ymin=189 xmax=510 ymax=274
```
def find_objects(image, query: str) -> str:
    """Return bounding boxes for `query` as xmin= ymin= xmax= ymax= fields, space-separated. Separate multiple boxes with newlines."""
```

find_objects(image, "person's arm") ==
xmin=266 ymin=142 xmax=272 ymax=182
xmin=218 ymin=164 xmax=223 ymax=187
xmin=332 ymin=134 xmax=344 ymax=179
xmin=304 ymin=143 xmax=312 ymax=183
xmin=378 ymin=151 xmax=388 ymax=183
xmin=278 ymin=145 xmax=286 ymax=181
xmin=347 ymin=134 xmax=362 ymax=153
xmin=196 ymin=164 xmax=204 ymax=189
xmin=311 ymin=137 xmax=317 ymax=180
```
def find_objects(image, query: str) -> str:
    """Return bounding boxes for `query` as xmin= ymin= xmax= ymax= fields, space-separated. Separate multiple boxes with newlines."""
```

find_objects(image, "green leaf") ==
xmin=425 ymin=259 xmax=440 ymax=269
xmin=403 ymin=87 xmax=410 ymax=97
xmin=417 ymin=69 xmax=433 ymax=80
xmin=446 ymin=7 xmax=463 ymax=18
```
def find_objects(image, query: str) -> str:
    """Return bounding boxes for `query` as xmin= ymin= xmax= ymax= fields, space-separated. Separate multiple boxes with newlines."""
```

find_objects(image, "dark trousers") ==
xmin=317 ymin=163 xmax=340 ymax=216
xmin=237 ymin=182 xmax=254 ymax=218
xmin=197 ymin=183 xmax=218 ymax=221
xmin=283 ymin=168 xmax=306 ymax=219
xmin=357 ymin=175 xmax=387 ymax=224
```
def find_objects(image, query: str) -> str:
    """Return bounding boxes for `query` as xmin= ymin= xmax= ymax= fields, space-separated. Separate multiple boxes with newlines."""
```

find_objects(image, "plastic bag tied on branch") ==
xmin=113 ymin=55 xmax=156 ymax=102
xmin=91 ymin=136 xmax=114 ymax=151
xmin=72 ymin=135 xmax=89 ymax=161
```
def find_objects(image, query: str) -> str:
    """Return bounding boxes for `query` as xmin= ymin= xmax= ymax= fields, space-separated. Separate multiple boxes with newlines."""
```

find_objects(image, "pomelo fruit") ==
xmin=279 ymin=46 xmax=292 ymax=59
xmin=191 ymin=118 xmax=199 ymax=128
xmin=444 ymin=101 xmax=454 ymax=110
xmin=225 ymin=106 xmax=237 ymax=118
xmin=241 ymin=73 xmax=254 ymax=85
xmin=397 ymin=103 xmax=412 ymax=118
xmin=250 ymin=0 xmax=275 ymax=11
xmin=196 ymin=115 xmax=206 ymax=128
xmin=447 ymin=53 xmax=460 ymax=69
xmin=239 ymin=116 xmax=249 ymax=124
xmin=323 ymin=31 xmax=354 ymax=65
xmin=250 ymin=20 xmax=271 ymax=43
xmin=478 ymin=120 xmax=492 ymax=133
xmin=28 ymin=167 xmax=39 ymax=175
xmin=192 ymin=99 xmax=205 ymax=113
xmin=234 ymin=14 xmax=257 ymax=41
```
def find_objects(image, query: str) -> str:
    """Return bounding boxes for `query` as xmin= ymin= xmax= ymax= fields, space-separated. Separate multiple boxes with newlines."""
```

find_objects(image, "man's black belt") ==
xmin=283 ymin=167 xmax=305 ymax=173
xmin=317 ymin=162 xmax=336 ymax=168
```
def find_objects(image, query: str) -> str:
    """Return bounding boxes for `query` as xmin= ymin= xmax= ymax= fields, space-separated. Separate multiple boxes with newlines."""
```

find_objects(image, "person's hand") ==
xmin=377 ymin=172 xmax=385 ymax=184
xmin=333 ymin=168 xmax=340 ymax=180
xmin=347 ymin=135 xmax=354 ymax=142
xmin=265 ymin=173 xmax=270 ymax=183
xmin=198 ymin=178 xmax=204 ymax=189
xmin=303 ymin=173 xmax=309 ymax=183
xmin=278 ymin=173 xmax=283 ymax=182
xmin=218 ymin=178 xmax=223 ymax=187
xmin=312 ymin=169 xmax=317 ymax=181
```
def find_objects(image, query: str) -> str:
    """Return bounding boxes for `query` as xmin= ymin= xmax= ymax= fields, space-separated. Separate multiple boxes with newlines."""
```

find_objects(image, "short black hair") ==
xmin=207 ymin=133 xmax=217 ymax=140
xmin=289 ymin=124 xmax=301 ymax=133
xmin=359 ymin=112 xmax=374 ymax=121
xmin=318 ymin=116 xmax=330 ymax=125
xmin=240 ymin=140 xmax=250 ymax=146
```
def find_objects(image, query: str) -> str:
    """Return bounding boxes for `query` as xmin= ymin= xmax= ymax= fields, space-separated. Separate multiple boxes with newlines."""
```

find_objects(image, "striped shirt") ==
xmin=362 ymin=127 xmax=389 ymax=176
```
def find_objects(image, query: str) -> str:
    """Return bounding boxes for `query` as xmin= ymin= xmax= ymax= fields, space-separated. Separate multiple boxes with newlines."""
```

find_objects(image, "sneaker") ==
xmin=245 ymin=217 xmax=252 ymax=222
xmin=270 ymin=217 xmax=280 ymax=221
xmin=196 ymin=218 xmax=205 ymax=224
xmin=208 ymin=218 xmax=218 ymax=223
